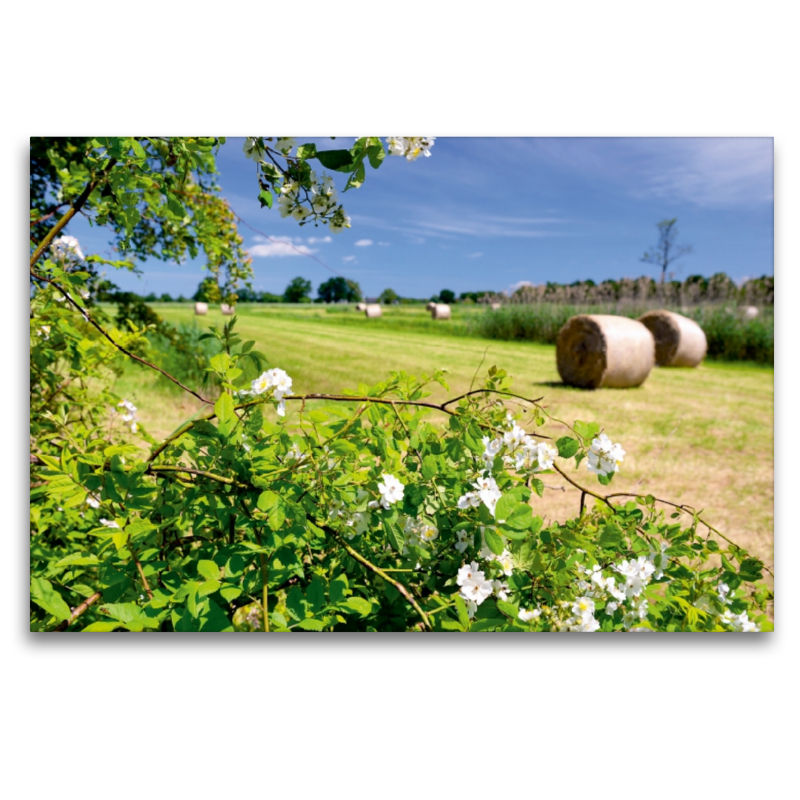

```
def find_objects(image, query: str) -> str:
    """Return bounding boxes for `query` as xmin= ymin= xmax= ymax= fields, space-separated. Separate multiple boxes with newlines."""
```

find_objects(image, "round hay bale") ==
xmin=364 ymin=304 xmax=382 ymax=318
xmin=194 ymin=302 xmax=208 ymax=316
xmin=556 ymin=314 xmax=655 ymax=389
xmin=426 ymin=301 xmax=436 ymax=311
xmin=740 ymin=305 xmax=759 ymax=320
xmin=355 ymin=302 xmax=367 ymax=312
xmin=637 ymin=309 xmax=707 ymax=367
xmin=221 ymin=303 xmax=235 ymax=316
xmin=490 ymin=302 xmax=502 ymax=311
xmin=431 ymin=303 xmax=451 ymax=320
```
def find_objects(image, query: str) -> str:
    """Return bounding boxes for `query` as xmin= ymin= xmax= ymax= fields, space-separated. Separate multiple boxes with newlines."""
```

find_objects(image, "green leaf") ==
xmin=499 ymin=503 xmax=533 ymax=532
xmin=494 ymin=494 xmax=521 ymax=524
xmin=167 ymin=196 xmax=186 ymax=218
xmin=314 ymin=149 xmax=355 ymax=172
xmin=454 ymin=595 xmax=470 ymax=630
xmin=30 ymin=577 xmax=72 ymax=622
xmin=82 ymin=621 xmax=121 ymax=632
xmin=130 ymin=139 xmax=147 ymax=160
xmin=215 ymin=393 xmax=235 ymax=424
xmin=258 ymin=189 xmax=273 ymax=209
xmin=385 ymin=518 xmax=405 ymax=553
xmin=296 ymin=143 xmax=317 ymax=159
xmin=483 ymin=527 xmax=505 ymax=556
xmin=366 ymin=143 xmax=385 ymax=169
xmin=297 ymin=618 xmax=325 ymax=631
xmin=343 ymin=597 xmax=372 ymax=617
xmin=421 ymin=455 xmax=439 ymax=480
xmin=496 ymin=599 xmax=519 ymax=619
xmin=285 ymin=586 xmax=309 ymax=622
xmin=197 ymin=560 xmax=219 ymax=581
xmin=306 ymin=578 xmax=326 ymax=613
xmin=556 ymin=437 xmax=579 ymax=458
xmin=598 ymin=523 xmax=624 ymax=549
xmin=531 ymin=478 xmax=545 ymax=498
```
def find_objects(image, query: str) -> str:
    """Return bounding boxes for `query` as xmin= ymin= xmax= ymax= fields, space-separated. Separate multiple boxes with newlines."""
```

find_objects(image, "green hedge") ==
xmin=469 ymin=305 xmax=773 ymax=365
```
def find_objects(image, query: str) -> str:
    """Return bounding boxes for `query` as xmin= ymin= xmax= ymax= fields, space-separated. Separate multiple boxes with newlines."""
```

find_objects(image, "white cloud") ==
xmin=509 ymin=280 xmax=534 ymax=292
xmin=342 ymin=255 xmax=357 ymax=263
xmin=307 ymin=236 xmax=332 ymax=244
xmin=355 ymin=239 xmax=373 ymax=247
xmin=468 ymin=252 xmax=483 ymax=258
xmin=377 ymin=241 xmax=390 ymax=246
xmin=249 ymin=236 xmax=317 ymax=258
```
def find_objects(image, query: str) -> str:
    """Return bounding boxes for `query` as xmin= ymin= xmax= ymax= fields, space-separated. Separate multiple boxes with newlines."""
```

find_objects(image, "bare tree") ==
xmin=640 ymin=218 xmax=692 ymax=284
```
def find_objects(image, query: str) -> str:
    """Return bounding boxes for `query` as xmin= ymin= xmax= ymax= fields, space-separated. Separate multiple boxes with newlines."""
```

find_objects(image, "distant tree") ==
xmin=283 ymin=276 xmax=313 ymax=303
xmin=193 ymin=277 xmax=220 ymax=303
xmin=439 ymin=289 xmax=456 ymax=304
xmin=318 ymin=276 xmax=362 ymax=303
xmin=640 ymin=218 xmax=692 ymax=285
xmin=176 ymin=294 xmax=187 ymax=303
xmin=379 ymin=288 xmax=399 ymax=304
xmin=144 ymin=292 xmax=158 ymax=302
xmin=159 ymin=292 xmax=173 ymax=302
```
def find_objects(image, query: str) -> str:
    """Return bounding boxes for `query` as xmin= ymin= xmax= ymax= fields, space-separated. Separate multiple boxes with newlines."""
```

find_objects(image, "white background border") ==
xmin=5 ymin=2 xmax=793 ymax=796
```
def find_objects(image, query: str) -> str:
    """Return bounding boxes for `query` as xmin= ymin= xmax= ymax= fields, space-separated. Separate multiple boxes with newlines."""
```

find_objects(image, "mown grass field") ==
xmin=114 ymin=303 xmax=774 ymax=569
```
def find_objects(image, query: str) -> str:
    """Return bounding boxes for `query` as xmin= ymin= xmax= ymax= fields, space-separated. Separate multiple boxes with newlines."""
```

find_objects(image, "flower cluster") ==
xmin=403 ymin=516 xmax=439 ymax=551
xmin=456 ymin=561 xmax=493 ymax=617
xmin=50 ymin=235 xmax=85 ymax=262
xmin=329 ymin=495 xmax=371 ymax=540
xmin=117 ymin=399 xmax=139 ymax=433
xmin=721 ymin=609 xmax=759 ymax=632
xmin=250 ymin=368 xmax=293 ymax=415
xmin=100 ymin=518 xmax=120 ymax=529
xmin=457 ymin=474 xmax=502 ymax=516
xmin=482 ymin=423 xmax=558 ymax=474
xmin=386 ymin=137 xmax=436 ymax=161
xmin=587 ymin=433 xmax=626 ymax=477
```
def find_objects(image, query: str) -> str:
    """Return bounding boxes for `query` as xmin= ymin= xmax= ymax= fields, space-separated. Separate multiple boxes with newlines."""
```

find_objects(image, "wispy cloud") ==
xmin=633 ymin=139 xmax=773 ymax=208
xmin=355 ymin=239 xmax=373 ymax=247
xmin=342 ymin=255 xmax=357 ymax=263
xmin=248 ymin=235 xmax=317 ymax=258
xmin=468 ymin=252 xmax=483 ymax=258
xmin=307 ymin=235 xmax=332 ymax=244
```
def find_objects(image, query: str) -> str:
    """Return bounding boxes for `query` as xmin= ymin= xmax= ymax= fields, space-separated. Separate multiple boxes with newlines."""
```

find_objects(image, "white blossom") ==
xmin=385 ymin=137 xmax=435 ymax=161
xmin=587 ymin=433 xmax=626 ymax=477
xmin=243 ymin=137 xmax=265 ymax=161
xmin=51 ymin=235 xmax=85 ymax=261
xmin=518 ymin=608 xmax=541 ymax=622
xmin=86 ymin=495 xmax=101 ymax=509
xmin=456 ymin=561 xmax=493 ymax=606
xmin=455 ymin=529 xmax=472 ymax=553
xmin=721 ymin=609 xmax=759 ymax=632
xmin=100 ymin=518 xmax=120 ymax=529
xmin=377 ymin=473 xmax=404 ymax=510
xmin=275 ymin=137 xmax=297 ymax=154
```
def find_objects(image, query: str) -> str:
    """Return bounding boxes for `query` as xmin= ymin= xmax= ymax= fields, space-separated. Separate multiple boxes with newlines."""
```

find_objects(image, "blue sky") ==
xmin=68 ymin=137 xmax=774 ymax=300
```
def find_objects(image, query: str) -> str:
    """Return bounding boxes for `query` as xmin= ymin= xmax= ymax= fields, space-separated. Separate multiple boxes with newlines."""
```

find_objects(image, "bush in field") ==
xmin=29 ymin=137 xmax=772 ymax=632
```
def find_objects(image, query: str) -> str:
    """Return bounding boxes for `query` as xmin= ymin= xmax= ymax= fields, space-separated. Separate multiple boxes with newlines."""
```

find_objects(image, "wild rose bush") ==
xmin=29 ymin=137 xmax=773 ymax=632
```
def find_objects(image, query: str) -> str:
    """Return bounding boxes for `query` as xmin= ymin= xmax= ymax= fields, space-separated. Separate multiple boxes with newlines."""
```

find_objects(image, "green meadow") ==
xmin=111 ymin=303 xmax=774 ymax=569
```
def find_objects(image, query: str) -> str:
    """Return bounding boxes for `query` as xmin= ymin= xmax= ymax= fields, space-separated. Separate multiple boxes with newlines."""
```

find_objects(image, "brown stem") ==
xmin=53 ymin=591 xmax=102 ymax=631
xmin=128 ymin=543 xmax=153 ymax=600
xmin=30 ymin=158 xmax=117 ymax=267
xmin=30 ymin=270 xmax=213 ymax=405
xmin=322 ymin=523 xmax=431 ymax=630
